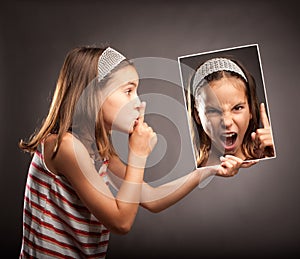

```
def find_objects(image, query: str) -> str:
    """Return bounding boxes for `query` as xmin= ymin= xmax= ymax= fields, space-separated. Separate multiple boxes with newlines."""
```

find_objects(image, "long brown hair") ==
xmin=187 ymin=56 xmax=260 ymax=166
xmin=19 ymin=46 xmax=131 ymax=159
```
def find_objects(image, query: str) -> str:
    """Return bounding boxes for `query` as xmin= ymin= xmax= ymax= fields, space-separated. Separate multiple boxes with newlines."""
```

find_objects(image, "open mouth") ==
xmin=220 ymin=132 xmax=238 ymax=148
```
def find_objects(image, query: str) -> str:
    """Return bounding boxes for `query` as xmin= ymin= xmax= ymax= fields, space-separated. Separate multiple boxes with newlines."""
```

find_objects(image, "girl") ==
xmin=19 ymin=47 xmax=251 ymax=258
xmin=187 ymin=56 xmax=275 ymax=167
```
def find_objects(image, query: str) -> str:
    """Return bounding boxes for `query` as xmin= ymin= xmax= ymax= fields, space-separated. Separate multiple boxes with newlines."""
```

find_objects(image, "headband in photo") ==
xmin=192 ymin=57 xmax=247 ymax=95
xmin=97 ymin=47 xmax=126 ymax=82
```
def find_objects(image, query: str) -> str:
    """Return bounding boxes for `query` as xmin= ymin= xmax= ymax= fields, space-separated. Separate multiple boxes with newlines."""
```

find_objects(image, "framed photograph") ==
xmin=178 ymin=44 xmax=276 ymax=168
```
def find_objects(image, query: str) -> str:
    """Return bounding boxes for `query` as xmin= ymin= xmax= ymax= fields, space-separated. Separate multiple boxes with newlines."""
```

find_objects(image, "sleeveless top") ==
xmin=20 ymin=142 xmax=111 ymax=258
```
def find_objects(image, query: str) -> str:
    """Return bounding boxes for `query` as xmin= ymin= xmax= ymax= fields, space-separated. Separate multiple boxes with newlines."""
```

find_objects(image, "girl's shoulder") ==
xmin=44 ymin=132 xmax=84 ymax=151
xmin=43 ymin=133 xmax=89 ymax=176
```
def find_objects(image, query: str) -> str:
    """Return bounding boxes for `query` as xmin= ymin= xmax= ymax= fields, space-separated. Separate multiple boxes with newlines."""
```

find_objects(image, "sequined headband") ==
xmin=97 ymin=47 xmax=126 ymax=82
xmin=192 ymin=57 xmax=247 ymax=95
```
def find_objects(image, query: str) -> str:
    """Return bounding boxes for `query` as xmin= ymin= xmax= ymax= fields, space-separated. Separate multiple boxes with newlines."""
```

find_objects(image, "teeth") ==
xmin=223 ymin=133 xmax=236 ymax=137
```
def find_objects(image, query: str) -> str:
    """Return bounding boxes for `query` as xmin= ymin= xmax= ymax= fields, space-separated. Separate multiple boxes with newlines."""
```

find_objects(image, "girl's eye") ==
xmin=125 ymin=89 xmax=132 ymax=95
xmin=206 ymin=108 xmax=222 ymax=115
xmin=234 ymin=105 xmax=244 ymax=111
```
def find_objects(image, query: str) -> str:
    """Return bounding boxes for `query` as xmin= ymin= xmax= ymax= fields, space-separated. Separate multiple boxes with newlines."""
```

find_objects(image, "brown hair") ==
xmin=19 ymin=46 xmax=132 ymax=159
xmin=187 ymin=56 xmax=260 ymax=166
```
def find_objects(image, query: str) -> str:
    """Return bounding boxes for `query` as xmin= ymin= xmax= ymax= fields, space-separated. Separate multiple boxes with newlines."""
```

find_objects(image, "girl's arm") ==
xmin=108 ymin=154 xmax=253 ymax=213
xmin=44 ymin=117 xmax=156 ymax=235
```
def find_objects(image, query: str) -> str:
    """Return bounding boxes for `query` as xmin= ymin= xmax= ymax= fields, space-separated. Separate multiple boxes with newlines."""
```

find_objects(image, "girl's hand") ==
xmin=251 ymin=103 xmax=275 ymax=158
xmin=129 ymin=102 xmax=157 ymax=158
xmin=216 ymin=155 xmax=248 ymax=177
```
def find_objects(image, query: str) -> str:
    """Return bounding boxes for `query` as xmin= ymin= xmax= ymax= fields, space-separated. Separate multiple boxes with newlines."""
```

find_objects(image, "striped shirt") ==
xmin=20 ymin=144 xmax=110 ymax=258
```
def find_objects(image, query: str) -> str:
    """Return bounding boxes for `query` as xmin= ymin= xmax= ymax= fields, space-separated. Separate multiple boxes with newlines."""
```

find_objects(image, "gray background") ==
xmin=1 ymin=0 xmax=299 ymax=258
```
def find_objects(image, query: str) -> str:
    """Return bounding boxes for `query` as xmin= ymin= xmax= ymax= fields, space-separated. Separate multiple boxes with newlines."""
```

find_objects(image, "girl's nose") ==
xmin=221 ymin=113 xmax=233 ymax=128
xmin=134 ymin=96 xmax=142 ymax=109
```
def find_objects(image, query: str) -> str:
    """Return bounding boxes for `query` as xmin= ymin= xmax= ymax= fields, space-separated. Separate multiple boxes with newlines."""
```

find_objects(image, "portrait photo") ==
xmin=178 ymin=44 xmax=276 ymax=168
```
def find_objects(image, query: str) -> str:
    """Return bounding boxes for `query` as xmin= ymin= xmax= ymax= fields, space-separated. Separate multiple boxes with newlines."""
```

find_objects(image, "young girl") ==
xmin=19 ymin=47 xmax=252 ymax=258
xmin=187 ymin=56 xmax=275 ymax=167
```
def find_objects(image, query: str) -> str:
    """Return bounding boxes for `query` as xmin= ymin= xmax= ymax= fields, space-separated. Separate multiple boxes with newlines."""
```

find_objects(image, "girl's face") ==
xmin=101 ymin=65 xmax=141 ymax=134
xmin=196 ymin=77 xmax=252 ymax=158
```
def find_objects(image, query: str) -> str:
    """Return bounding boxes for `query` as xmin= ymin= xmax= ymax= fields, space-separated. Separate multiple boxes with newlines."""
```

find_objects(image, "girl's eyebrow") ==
xmin=205 ymin=104 xmax=221 ymax=110
xmin=121 ymin=81 xmax=138 ymax=88
xmin=205 ymin=101 xmax=221 ymax=108
xmin=234 ymin=101 xmax=247 ymax=106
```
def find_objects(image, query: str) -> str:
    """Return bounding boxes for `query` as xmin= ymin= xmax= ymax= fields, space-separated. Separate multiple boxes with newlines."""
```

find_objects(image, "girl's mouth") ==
xmin=133 ymin=117 xmax=139 ymax=128
xmin=220 ymin=132 xmax=238 ymax=149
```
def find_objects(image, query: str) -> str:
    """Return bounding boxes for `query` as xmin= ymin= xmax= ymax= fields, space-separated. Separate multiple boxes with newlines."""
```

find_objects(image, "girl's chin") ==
xmin=120 ymin=128 xmax=133 ymax=134
xmin=110 ymin=122 xmax=134 ymax=134
xmin=211 ymin=142 xmax=241 ymax=157
xmin=128 ymin=128 xmax=134 ymax=134
xmin=109 ymin=128 xmax=132 ymax=135
xmin=223 ymin=146 xmax=246 ymax=159
xmin=112 ymin=118 xmax=138 ymax=134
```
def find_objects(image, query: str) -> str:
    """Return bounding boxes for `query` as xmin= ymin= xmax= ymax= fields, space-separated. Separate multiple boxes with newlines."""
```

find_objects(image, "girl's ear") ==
xmin=193 ymin=107 xmax=201 ymax=125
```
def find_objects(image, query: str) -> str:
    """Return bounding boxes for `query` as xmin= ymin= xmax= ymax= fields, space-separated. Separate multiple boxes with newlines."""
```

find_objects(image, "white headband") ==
xmin=97 ymin=47 xmax=126 ymax=82
xmin=192 ymin=57 xmax=247 ymax=95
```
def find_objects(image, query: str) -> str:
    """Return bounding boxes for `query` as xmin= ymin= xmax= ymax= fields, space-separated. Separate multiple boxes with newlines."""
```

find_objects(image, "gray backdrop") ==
xmin=1 ymin=0 xmax=300 ymax=258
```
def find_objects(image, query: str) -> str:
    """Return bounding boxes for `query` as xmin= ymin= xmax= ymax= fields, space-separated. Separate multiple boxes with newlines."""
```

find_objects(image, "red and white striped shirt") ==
xmin=20 ymin=144 xmax=110 ymax=258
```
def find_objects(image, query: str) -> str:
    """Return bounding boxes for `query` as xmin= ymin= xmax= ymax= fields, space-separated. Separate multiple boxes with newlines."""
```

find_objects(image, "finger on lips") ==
xmin=138 ymin=101 xmax=146 ymax=124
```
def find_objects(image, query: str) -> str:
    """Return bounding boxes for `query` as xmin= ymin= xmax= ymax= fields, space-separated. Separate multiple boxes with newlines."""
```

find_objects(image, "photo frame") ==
xmin=178 ymin=44 xmax=276 ymax=168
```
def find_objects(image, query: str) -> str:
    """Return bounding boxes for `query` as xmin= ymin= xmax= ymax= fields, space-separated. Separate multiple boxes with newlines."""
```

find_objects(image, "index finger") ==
xmin=260 ymin=103 xmax=270 ymax=129
xmin=138 ymin=101 xmax=146 ymax=124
